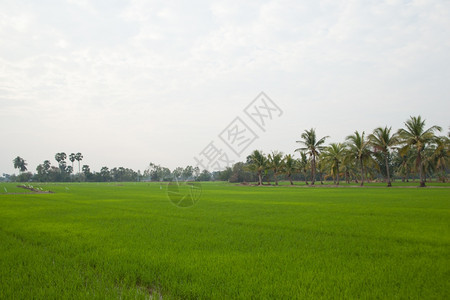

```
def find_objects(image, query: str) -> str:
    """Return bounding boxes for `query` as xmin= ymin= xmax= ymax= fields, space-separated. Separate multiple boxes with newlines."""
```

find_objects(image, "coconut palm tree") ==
xmin=75 ymin=152 xmax=83 ymax=174
xmin=321 ymin=143 xmax=346 ymax=185
xmin=346 ymin=131 xmax=371 ymax=186
xmin=432 ymin=136 xmax=449 ymax=182
xmin=298 ymin=151 xmax=309 ymax=185
xmin=368 ymin=127 xmax=399 ymax=187
xmin=13 ymin=156 xmax=27 ymax=173
xmin=247 ymin=150 xmax=267 ymax=185
xmin=268 ymin=151 xmax=284 ymax=185
xmin=341 ymin=151 xmax=356 ymax=184
xmin=397 ymin=116 xmax=442 ymax=187
xmin=394 ymin=148 xmax=414 ymax=182
xmin=283 ymin=154 xmax=297 ymax=185
xmin=295 ymin=128 xmax=328 ymax=185
xmin=316 ymin=156 xmax=326 ymax=184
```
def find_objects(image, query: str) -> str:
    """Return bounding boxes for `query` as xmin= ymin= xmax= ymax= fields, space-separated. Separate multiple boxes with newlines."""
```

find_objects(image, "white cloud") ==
xmin=1 ymin=0 xmax=449 ymax=174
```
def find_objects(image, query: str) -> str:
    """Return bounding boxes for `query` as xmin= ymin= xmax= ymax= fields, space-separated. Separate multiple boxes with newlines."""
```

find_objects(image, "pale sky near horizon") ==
xmin=1 ymin=0 xmax=449 ymax=175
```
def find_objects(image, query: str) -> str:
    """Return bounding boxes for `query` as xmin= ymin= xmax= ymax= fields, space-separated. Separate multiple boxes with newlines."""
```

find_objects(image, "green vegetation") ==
xmin=1 ymin=182 xmax=449 ymax=299
xmin=4 ymin=115 xmax=447 ymax=186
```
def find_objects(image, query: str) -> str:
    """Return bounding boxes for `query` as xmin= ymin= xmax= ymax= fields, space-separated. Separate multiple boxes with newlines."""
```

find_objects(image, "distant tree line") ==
xmin=216 ymin=116 xmax=448 ymax=187
xmin=7 ymin=152 xmax=139 ymax=183
xmin=4 ymin=116 xmax=448 ymax=186
xmin=6 ymin=152 xmax=213 ymax=183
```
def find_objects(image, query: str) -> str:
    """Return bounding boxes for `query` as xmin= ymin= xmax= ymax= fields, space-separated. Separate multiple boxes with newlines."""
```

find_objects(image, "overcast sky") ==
xmin=1 ymin=0 xmax=449 ymax=175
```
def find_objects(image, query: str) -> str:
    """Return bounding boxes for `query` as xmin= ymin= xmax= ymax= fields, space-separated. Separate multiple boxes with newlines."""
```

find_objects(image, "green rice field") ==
xmin=0 ymin=182 xmax=449 ymax=299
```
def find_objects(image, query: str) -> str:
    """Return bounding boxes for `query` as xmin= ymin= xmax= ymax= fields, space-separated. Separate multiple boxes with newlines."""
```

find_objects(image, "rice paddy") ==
xmin=0 ymin=182 xmax=449 ymax=299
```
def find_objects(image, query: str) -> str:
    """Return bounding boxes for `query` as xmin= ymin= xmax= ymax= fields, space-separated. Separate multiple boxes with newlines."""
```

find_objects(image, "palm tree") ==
xmin=298 ymin=151 xmax=309 ymax=185
xmin=55 ymin=152 xmax=67 ymax=171
xmin=66 ymin=165 xmax=73 ymax=175
xmin=432 ymin=136 xmax=449 ymax=182
xmin=394 ymin=148 xmax=414 ymax=182
xmin=368 ymin=127 xmax=399 ymax=187
xmin=13 ymin=156 xmax=27 ymax=173
xmin=321 ymin=143 xmax=346 ymax=185
xmin=55 ymin=152 xmax=66 ymax=162
xmin=397 ymin=116 xmax=442 ymax=187
xmin=82 ymin=165 xmax=90 ymax=175
xmin=341 ymin=151 xmax=356 ymax=184
xmin=43 ymin=160 xmax=51 ymax=172
xmin=283 ymin=154 xmax=297 ymax=185
xmin=316 ymin=156 xmax=326 ymax=184
xmin=295 ymin=128 xmax=328 ymax=185
xmin=69 ymin=153 xmax=76 ymax=169
xmin=268 ymin=151 xmax=284 ymax=185
xmin=346 ymin=131 xmax=371 ymax=186
xmin=75 ymin=152 xmax=83 ymax=174
xmin=247 ymin=150 xmax=267 ymax=185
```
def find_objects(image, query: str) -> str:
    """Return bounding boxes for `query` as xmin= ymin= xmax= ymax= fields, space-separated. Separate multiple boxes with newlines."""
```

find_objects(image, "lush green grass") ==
xmin=0 ymin=182 xmax=449 ymax=299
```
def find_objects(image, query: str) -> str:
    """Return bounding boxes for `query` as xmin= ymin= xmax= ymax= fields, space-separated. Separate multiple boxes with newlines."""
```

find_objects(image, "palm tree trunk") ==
xmin=311 ymin=154 xmax=316 ymax=186
xmin=288 ymin=175 xmax=293 ymax=185
xmin=274 ymin=172 xmax=279 ymax=186
xmin=418 ymin=152 xmax=426 ymax=187
xmin=360 ymin=158 xmax=364 ymax=186
xmin=258 ymin=171 xmax=262 ymax=185
xmin=336 ymin=164 xmax=340 ymax=185
xmin=385 ymin=154 xmax=391 ymax=187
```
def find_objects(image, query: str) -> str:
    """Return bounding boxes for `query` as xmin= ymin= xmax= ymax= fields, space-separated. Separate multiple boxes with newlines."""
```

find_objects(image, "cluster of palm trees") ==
xmin=54 ymin=152 xmax=83 ymax=174
xmin=247 ymin=116 xmax=448 ymax=187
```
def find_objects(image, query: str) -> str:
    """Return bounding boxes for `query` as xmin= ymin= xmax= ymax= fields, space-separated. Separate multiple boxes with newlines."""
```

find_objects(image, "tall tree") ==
xmin=368 ymin=127 xmax=399 ymax=187
xmin=268 ymin=151 xmax=284 ymax=185
xmin=13 ymin=156 xmax=27 ymax=173
xmin=346 ymin=131 xmax=371 ymax=186
xmin=397 ymin=116 xmax=442 ymax=187
xmin=431 ymin=136 xmax=449 ymax=183
xmin=43 ymin=160 xmax=51 ymax=173
xmin=55 ymin=152 xmax=67 ymax=172
xmin=394 ymin=149 xmax=414 ymax=182
xmin=82 ymin=165 xmax=91 ymax=180
xmin=172 ymin=167 xmax=184 ymax=180
xmin=247 ymin=150 xmax=267 ymax=185
xmin=298 ymin=151 xmax=309 ymax=185
xmin=283 ymin=154 xmax=297 ymax=185
xmin=182 ymin=166 xmax=194 ymax=180
xmin=340 ymin=151 xmax=356 ymax=184
xmin=295 ymin=128 xmax=328 ymax=185
xmin=69 ymin=153 xmax=76 ymax=170
xmin=75 ymin=152 xmax=83 ymax=174
xmin=100 ymin=167 xmax=110 ymax=182
xmin=321 ymin=143 xmax=346 ymax=185
xmin=66 ymin=165 xmax=73 ymax=175
xmin=316 ymin=156 xmax=326 ymax=184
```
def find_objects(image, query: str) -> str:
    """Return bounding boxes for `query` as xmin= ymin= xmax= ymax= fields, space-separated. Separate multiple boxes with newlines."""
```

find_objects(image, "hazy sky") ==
xmin=1 ymin=0 xmax=449 ymax=175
